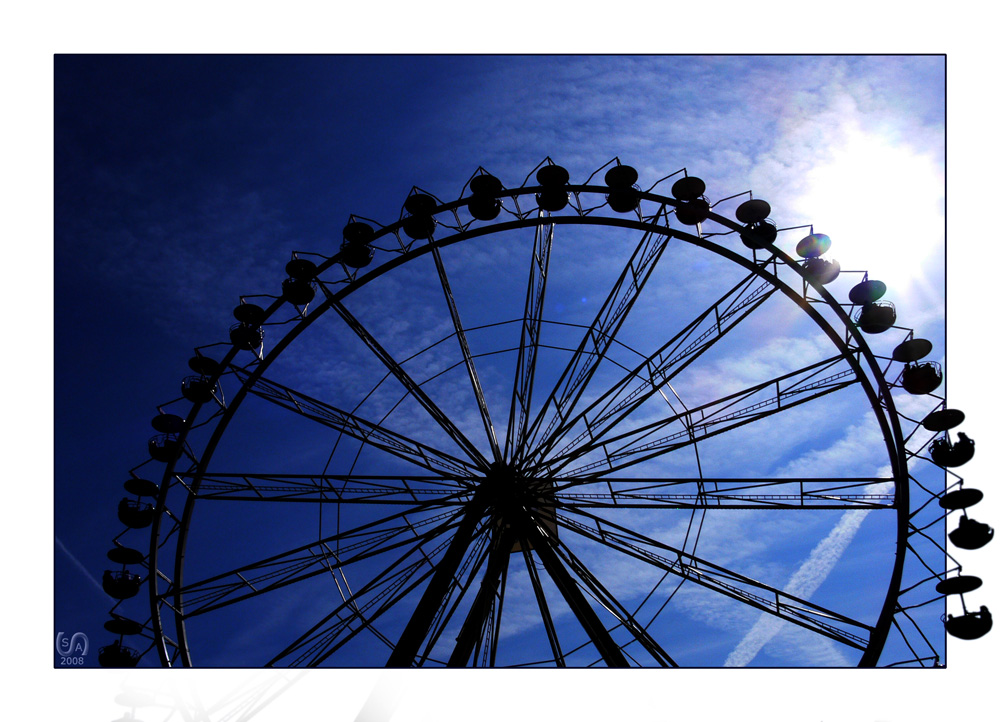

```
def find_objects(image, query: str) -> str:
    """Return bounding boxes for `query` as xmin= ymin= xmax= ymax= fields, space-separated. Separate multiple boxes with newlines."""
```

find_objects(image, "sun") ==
xmin=789 ymin=127 xmax=944 ymax=294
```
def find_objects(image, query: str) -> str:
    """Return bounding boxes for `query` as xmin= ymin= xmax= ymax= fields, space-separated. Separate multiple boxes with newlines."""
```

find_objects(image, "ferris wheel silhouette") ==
xmin=101 ymin=158 xmax=990 ymax=668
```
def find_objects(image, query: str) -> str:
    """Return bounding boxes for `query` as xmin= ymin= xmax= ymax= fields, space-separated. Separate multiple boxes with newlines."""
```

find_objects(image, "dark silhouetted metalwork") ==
xmin=104 ymin=158 xmax=983 ymax=669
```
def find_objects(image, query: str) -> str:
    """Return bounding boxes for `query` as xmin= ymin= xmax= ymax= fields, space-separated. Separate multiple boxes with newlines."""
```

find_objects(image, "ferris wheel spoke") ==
xmin=482 ymin=554 xmax=509 ymax=667
xmin=268 ymin=518 xmax=465 ymax=667
xmin=521 ymin=545 xmax=567 ymax=666
xmin=517 ymin=221 xmax=672 ymax=467
xmin=175 ymin=503 xmax=464 ymax=618
xmin=505 ymin=214 xmax=554 ymax=462
xmin=544 ymin=531 xmax=678 ymax=667
xmin=549 ymin=476 xmax=895 ymax=510
xmin=331 ymin=298 xmax=492 ymax=469
xmin=393 ymin=522 xmax=502 ymax=667
xmin=387 ymin=494 xmax=492 ymax=666
xmin=231 ymin=368 xmax=480 ymax=478
xmin=188 ymin=473 xmax=474 ymax=504
xmin=430 ymin=243 xmax=502 ymax=463
xmin=552 ymin=352 xmax=861 ymax=477
xmin=446 ymin=524 xmax=516 ymax=666
xmin=529 ymin=271 xmax=779 ymax=470
xmin=557 ymin=506 xmax=873 ymax=651
xmin=522 ymin=517 xmax=630 ymax=667
xmin=411 ymin=525 xmax=496 ymax=666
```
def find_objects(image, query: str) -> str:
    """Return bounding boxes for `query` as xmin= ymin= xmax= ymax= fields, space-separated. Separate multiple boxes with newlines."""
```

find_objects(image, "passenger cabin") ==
xmin=604 ymin=164 xmax=640 ymax=213
xmin=950 ymin=516 xmax=994 ymax=550
xmin=401 ymin=193 xmax=438 ymax=239
xmin=930 ymin=432 xmax=975 ymax=467
xmin=468 ymin=173 xmax=504 ymax=220
xmin=740 ymin=219 xmax=778 ymax=249
xmin=98 ymin=639 xmax=141 ymax=667
xmin=102 ymin=569 xmax=141 ymax=599
xmin=945 ymin=606 xmax=992 ymax=640
xmin=341 ymin=221 xmax=376 ymax=268
xmin=535 ymin=164 xmax=570 ymax=212
xmin=855 ymin=301 xmax=896 ymax=334
xmin=281 ymin=276 xmax=315 ymax=305
xmin=901 ymin=361 xmax=943 ymax=395
xmin=802 ymin=257 xmax=841 ymax=285
xmin=229 ymin=322 xmax=264 ymax=350
xmin=736 ymin=199 xmax=777 ymax=249
xmin=182 ymin=374 xmax=217 ymax=403
xmin=117 ymin=498 xmax=154 ymax=528
xmin=671 ymin=176 xmax=710 ymax=225
xmin=340 ymin=242 xmax=374 ymax=268
xmin=147 ymin=433 xmax=181 ymax=462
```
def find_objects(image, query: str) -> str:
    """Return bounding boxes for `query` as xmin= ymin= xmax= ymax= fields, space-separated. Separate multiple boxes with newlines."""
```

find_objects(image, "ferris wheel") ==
xmin=100 ymin=159 xmax=992 ymax=668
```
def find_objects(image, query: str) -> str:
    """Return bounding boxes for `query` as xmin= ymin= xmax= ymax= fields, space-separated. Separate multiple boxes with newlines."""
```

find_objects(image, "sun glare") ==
xmin=791 ymin=128 xmax=944 ymax=292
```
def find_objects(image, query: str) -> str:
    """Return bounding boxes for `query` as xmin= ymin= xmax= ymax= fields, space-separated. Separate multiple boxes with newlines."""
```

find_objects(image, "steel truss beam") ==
xmin=522 ymin=545 xmax=566 ymax=666
xmin=558 ymin=508 xmax=873 ymax=650
xmin=386 ymin=495 xmax=489 ymax=666
xmin=431 ymin=242 xmax=502 ymax=463
xmin=506 ymin=214 xmax=554 ymax=462
xmin=548 ymin=476 xmax=895 ymax=510
xmin=332 ymin=299 xmax=491 ymax=469
xmin=447 ymin=525 xmax=516 ymax=666
xmin=530 ymin=270 xmax=779 ymax=469
xmin=174 ymin=502 xmax=463 ymax=618
xmin=190 ymin=473 xmax=473 ymax=504
xmin=544 ymin=531 xmax=677 ymax=666
xmin=269 ymin=519 xmax=479 ymax=667
xmin=185 ymin=472 xmax=896 ymax=509
xmin=522 ymin=516 xmax=631 ymax=667
xmin=231 ymin=368 xmax=480 ymax=478
xmin=552 ymin=353 xmax=861 ymax=477
xmin=518 ymin=214 xmax=672 ymax=466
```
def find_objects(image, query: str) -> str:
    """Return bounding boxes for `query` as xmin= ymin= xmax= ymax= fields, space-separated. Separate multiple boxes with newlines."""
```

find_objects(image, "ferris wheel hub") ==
xmin=482 ymin=463 xmax=557 ymax=553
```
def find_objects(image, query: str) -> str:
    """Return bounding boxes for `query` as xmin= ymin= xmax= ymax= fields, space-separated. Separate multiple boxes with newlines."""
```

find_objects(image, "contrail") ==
xmin=56 ymin=535 xmax=105 ymax=595
xmin=724 ymin=482 xmax=892 ymax=667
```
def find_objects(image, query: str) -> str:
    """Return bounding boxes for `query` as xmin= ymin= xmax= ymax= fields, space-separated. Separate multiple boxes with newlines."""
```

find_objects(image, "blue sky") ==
xmin=39 ymin=49 xmax=994 ymax=717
